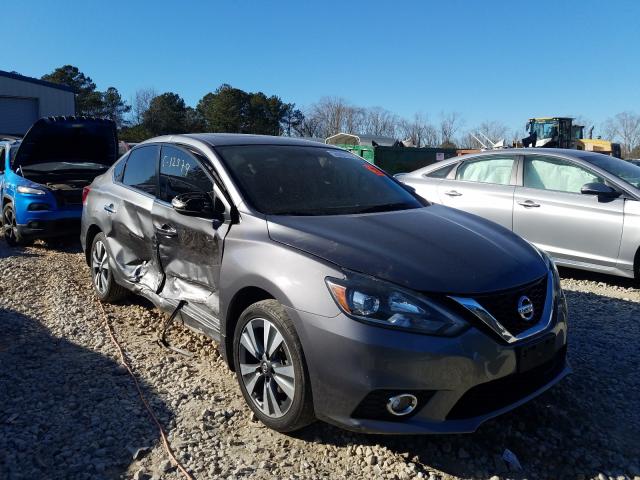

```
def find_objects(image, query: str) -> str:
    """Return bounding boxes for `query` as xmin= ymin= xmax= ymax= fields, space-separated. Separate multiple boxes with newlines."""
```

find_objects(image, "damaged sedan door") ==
xmin=152 ymin=144 xmax=232 ymax=338
xmin=110 ymin=144 xmax=164 ymax=292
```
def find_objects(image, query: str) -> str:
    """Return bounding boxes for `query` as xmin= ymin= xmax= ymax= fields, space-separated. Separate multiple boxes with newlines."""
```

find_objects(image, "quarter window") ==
xmin=426 ymin=164 xmax=455 ymax=178
xmin=456 ymin=157 xmax=514 ymax=185
xmin=524 ymin=156 xmax=604 ymax=193
xmin=113 ymin=156 xmax=127 ymax=182
xmin=122 ymin=145 xmax=159 ymax=195
xmin=158 ymin=146 xmax=214 ymax=203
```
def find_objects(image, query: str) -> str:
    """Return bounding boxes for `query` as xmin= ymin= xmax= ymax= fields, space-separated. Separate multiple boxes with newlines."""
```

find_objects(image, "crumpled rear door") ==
xmin=107 ymin=145 xmax=163 ymax=293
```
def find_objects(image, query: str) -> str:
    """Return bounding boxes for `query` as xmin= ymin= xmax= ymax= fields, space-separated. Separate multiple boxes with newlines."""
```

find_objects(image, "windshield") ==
xmin=578 ymin=153 xmax=640 ymax=189
xmin=216 ymin=145 xmax=425 ymax=215
xmin=530 ymin=120 xmax=559 ymax=139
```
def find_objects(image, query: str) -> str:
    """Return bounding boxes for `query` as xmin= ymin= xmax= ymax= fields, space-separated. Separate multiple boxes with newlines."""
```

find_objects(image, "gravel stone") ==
xmin=0 ymin=241 xmax=638 ymax=479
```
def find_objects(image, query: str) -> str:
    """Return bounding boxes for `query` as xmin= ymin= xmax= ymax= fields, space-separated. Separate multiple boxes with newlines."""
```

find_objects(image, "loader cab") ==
xmin=525 ymin=117 xmax=575 ymax=149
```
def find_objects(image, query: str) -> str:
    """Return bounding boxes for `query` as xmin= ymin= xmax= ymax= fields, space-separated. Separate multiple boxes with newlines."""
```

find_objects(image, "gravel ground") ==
xmin=0 ymin=240 xmax=638 ymax=480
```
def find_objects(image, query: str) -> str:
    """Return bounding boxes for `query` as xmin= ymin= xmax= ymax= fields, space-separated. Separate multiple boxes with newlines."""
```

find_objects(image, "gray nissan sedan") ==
xmin=81 ymin=135 xmax=569 ymax=434
xmin=397 ymin=148 xmax=640 ymax=281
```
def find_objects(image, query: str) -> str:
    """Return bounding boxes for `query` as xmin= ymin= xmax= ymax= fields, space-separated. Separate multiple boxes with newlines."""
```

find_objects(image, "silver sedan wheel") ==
xmin=91 ymin=240 xmax=110 ymax=295
xmin=238 ymin=318 xmax=296 ymax=418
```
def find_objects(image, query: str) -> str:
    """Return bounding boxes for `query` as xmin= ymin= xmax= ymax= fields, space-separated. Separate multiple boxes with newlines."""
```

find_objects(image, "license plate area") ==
xmin=517 ymin=334 xmax=557 ymax=373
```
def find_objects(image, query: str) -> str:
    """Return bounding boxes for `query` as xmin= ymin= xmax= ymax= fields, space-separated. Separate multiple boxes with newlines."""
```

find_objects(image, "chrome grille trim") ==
xmin=449 ymin=270 xmax=554 ymax=344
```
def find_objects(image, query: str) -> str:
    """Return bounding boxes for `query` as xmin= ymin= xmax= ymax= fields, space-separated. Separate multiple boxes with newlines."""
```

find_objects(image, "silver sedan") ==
xmin=397 ymin=148 xmax=640 ymax=280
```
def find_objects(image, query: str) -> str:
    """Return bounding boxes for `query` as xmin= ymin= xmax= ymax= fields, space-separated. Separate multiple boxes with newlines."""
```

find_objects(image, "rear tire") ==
xmin=2 ymin=204 xmax=29 ymax=246
xmin=233 ymin=299 xmax=315 ymax=432
xmin=90 ymin=232 xmax=127 ymax=303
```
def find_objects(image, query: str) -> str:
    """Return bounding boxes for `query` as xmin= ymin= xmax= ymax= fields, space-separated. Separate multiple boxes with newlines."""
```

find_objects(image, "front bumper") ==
xmin=287 ymin=303 xmax=569 ymax=434
xmin=17 ymin=217 xmax=81 ymax=239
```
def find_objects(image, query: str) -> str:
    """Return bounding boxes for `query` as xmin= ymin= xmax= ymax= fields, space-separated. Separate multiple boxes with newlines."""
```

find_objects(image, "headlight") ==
xmin=325 ymin=273 xmax=468 ymax=336
xmin=17 ymin=185 xmax=46 ymax=195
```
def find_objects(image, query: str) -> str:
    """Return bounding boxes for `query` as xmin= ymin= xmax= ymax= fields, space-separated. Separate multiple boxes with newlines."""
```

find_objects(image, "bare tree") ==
xmin=399 ymin=113 xmax=437 ymax=147
xmin=294 ymin=112 xmax=322 ymax=138
xmin=343 ymin=105 xmax=366 ymax=136
xmin=465 ymin=120 xmax=510 ymax=148
xmin=304 ymin=97 xmax=367 ymax=138
xmin=603 ymin=111 xmax=640 ymax=157
xmin=131 ymin=88 xmax=158 ymax=125
xmin=438 ymin=112 xmax=463 ymax=147
xmin=362 ymin=107 xmax=399 ymax=137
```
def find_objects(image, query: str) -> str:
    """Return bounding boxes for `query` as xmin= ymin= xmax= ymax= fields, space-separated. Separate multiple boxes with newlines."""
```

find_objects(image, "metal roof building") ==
xmin=0 ymin=70 xmax=76 ymax=136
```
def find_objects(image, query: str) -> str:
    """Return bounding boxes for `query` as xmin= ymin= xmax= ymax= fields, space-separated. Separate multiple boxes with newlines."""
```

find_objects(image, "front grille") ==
xmin=446 ymin=345 xmax=567 ymax=420
xmin=352 ymin=389 xmax=435 ymax=421
xmin=475 ymin=275 xmax=548 ymax=337
xmin=52 ymin=189 xmax=83 ymax=206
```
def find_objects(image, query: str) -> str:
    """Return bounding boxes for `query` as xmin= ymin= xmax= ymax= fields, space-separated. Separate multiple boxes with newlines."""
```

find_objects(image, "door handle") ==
xmin=444 ymin=190 xmax=463 ymax=197
xmin=155 ymin=224 xmax=178 ymax=237
xmin=518 ymin=200 xmax=540 ymax=208
xmin=104 ymin=203 xmax=116 ymax=214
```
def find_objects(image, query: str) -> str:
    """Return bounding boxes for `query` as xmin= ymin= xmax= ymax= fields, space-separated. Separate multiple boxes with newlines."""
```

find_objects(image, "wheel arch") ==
xmin=222 ymin=286 xmax=276 ymax=371
xmin=84 ymin=224 xmax=103 ymax=265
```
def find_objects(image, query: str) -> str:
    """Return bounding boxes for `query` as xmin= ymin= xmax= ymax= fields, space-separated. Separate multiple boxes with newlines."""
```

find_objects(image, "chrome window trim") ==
xmin=449 ymin=270 xmax=554 ymax=344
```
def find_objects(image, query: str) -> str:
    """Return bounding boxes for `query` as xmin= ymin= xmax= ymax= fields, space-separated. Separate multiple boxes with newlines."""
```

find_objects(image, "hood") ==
xmin=267 ymin=205 xmax=548 ymax=295
xmin=12 ymin=116 xmax=118 ymax=169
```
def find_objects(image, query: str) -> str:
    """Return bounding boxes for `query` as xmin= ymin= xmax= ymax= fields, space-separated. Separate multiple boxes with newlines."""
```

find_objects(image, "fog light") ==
xmin=28 ymin=203 xmax=50 ymax=211
xmin=386 ymin=394 xmax=418 ymax=416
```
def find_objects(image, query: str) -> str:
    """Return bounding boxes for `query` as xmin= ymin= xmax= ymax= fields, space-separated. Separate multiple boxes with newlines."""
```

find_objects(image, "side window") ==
xmin=122 ymin=145 xmax=159 ymax=195
xmin=158 ymin=145 xmax=214 ymax=203
xmin=0 ymin=147 xmax=5 ymax=174
xmin=524 ymin=156 xmax=603 ymax=193
xmin=456 ymin=157 xmax=515 ymax=185
xmin=426 ymin=163 xmax=455 ymax=178
xmin=113 ymin=155 xmax=127 ymax=182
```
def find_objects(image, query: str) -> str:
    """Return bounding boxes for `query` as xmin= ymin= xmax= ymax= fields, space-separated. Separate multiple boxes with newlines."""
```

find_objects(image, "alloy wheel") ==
xmin=91 ymin=240 xmax=110 ymax=295
xmin=238 ymin=318 xmax=296 ymax=418
xmin=3 ymin=207 xmax=18 ymax=244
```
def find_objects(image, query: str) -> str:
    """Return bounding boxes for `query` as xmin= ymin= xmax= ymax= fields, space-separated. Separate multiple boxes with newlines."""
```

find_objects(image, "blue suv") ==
xmin=1 ymin=117 xmax=118 ymax=245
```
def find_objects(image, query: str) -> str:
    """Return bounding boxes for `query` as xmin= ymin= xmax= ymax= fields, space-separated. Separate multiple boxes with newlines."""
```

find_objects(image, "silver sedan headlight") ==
xmin=326 ymin=272 xmax=468 ymax=336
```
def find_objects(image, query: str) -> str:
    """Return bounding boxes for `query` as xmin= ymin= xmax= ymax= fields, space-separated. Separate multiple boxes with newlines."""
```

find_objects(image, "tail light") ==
xmin=82 ymin=186 xmax=91 ymax=205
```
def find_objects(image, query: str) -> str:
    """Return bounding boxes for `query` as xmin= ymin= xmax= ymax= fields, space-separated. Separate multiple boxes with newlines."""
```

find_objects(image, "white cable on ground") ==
xmin=95 ymin=299 xmax=195 ymax=480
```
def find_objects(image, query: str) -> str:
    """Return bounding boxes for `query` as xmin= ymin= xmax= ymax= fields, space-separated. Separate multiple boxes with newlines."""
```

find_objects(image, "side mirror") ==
xmin=171 ymin=192 xmax=215 ymax=218
xmin=580 ymin=182 xmax=619 ymax=198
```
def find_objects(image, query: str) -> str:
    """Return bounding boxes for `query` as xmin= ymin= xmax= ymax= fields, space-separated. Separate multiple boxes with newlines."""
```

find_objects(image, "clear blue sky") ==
xmin=4 ymin=0 xmax=639 ymax=134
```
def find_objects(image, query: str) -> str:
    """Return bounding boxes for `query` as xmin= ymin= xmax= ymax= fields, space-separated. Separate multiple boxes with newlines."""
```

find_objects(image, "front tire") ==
xmin=90 ymin=232 xmax=127 ymax=303
xmin=233 ymin=300 xmax=315 ymax=432
xmin=2 ymin=204 xmax=29 ymax=246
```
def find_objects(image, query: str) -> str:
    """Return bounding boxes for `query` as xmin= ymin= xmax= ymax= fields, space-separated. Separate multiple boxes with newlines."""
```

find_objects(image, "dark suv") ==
xmin=81 ymin=134 xmax=569 ymax=433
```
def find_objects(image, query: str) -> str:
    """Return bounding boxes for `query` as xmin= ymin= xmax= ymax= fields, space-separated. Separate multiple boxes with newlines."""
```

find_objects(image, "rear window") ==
xmin=122 ymin=145 xmax=159 ymax=195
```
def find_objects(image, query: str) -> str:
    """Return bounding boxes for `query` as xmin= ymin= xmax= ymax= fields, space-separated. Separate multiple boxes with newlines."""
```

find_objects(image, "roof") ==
xmin=144 ymin=133 xmax=341 ymax=148
xmin=529 ymin=117 xmax=573 ymax=121
xmin=0 ymin=70 xmax=76 ymax=93
xmin=325 ymin=132 xmax=397 ymax=147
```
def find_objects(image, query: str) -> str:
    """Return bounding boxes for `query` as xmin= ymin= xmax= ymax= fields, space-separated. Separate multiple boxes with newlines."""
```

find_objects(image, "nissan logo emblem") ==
xmin=517 ymin=296 xmax=534 ymax=321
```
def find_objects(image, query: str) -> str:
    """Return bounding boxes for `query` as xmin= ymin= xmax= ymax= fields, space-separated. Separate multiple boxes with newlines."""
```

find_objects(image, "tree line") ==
xmin=39 ymin=65 xmax=640 ymax=157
